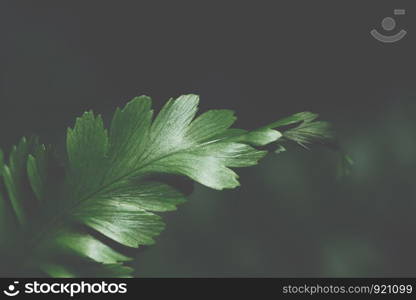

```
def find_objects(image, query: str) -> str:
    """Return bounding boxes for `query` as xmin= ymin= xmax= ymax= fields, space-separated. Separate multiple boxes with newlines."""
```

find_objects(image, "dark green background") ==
xmin=1 ymin=1 xmax=415 ymax=276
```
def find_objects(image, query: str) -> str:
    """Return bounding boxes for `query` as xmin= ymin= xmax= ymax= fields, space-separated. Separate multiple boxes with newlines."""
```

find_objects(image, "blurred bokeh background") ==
xmin=1 ymin=1 xmax=416 ymax=277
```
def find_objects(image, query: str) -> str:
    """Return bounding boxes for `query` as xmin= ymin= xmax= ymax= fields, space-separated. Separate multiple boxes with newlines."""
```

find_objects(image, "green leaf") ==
xmin=50 ymin=229 xmax=132 ymax=263
xmin=106 ymin=96 xmax=153 ymax=180
xmin=229 ymin=128 xmax=282 ymax=147
xmin=67 ymin=112 xmax=109 ymax=201
xmin=72 ymin=181 xmax=187 ymax=247
xmin=0 ymin=94 xmax=340 ymax=277
xmin=62 ymin=95 xmax=273 ymax=250
xmin=27 ymin=143 xmax=50 ymax=202
xmin=264 ymin=111 xmax=334 ymax=147
xmin=2 ymin=137 xmax=40 ymax=226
